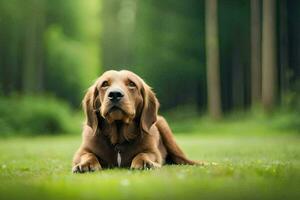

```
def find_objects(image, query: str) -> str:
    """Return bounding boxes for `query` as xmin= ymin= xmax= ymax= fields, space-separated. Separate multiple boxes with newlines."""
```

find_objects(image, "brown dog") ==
xmin=72 ymin=70 xmax=198 ymax=173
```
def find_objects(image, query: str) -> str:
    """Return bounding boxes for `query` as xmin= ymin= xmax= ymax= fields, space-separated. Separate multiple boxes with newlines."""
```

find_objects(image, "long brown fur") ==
xmin=72 ymin=70 xmax=199 ymax=173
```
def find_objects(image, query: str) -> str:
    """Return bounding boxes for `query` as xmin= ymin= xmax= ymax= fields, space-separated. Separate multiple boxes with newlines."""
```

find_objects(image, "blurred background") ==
xmin=0 ymin=0 xmax=299 ymax=136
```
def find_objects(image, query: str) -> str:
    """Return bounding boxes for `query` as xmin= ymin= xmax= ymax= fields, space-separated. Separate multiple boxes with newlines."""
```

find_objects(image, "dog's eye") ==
xmin=128 ymin=81 xmax=136 ymax=88
xmin=101 ymin=81 xmax=109 ymax=88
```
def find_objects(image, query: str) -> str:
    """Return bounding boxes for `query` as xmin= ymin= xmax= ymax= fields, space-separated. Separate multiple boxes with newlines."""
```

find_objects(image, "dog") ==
xmin=72 ymin=70 xmax=198 ymax=173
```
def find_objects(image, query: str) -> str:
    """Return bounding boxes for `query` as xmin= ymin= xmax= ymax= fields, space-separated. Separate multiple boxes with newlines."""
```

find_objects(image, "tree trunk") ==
xmin=279 ymin=0 xmax=288 ymax=103
xmin=262 ymin=0 xmax=277 ymax=111
xmin=22 ymin=9 xmax=38 ymax=94
xmin=36 ymin=0 xmax=46 ymax=92
xmin=22 ymin=0 xmax=43 ymax=94
xmin=251 ymin=0 xmax=262 ymax=105
xmin=232 ymin=37 xmax=244 ymax=109
xmin=205 ymin=0 xmax=222 ymax=119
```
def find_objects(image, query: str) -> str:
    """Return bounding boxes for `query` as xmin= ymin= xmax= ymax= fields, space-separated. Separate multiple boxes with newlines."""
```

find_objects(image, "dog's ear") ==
xmin=82 ymin=83 xmax=101 ymax=135
xmin=140 ymin=82 xmax=159 ymax=134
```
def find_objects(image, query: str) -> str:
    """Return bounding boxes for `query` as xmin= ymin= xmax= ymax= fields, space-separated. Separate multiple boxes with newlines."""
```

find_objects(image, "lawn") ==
xmin=0 ymin=124 xmax=299 ymax=200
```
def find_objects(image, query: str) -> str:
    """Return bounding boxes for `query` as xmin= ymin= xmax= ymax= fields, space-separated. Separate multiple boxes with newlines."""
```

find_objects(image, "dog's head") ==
xmin=82 ymin=70 xmax=159 ymax=135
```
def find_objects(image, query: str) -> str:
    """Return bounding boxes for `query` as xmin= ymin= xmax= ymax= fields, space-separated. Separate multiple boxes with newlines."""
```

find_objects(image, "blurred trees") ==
xmin=102 ymin=0 xmax=300 ymax=117
xmin=218 ymin=0 xmax=250 ymax=112
xmin=0 ymin=0 xmax=300 ymax=117
xmin=205 ymin=0 xmax=222 ymax=119
xmin=102 ymin=0 xmax=206 ymax=111
xmin=251 ymin=0 xmax=261 ymax=104
xmin=0 ymin=0 xmax=101 ymax=106
xmin=102 ymin=0 xmax=137 ymax=68
xmin=133 ymin=0 xmax=206 ymax=111
xmin=262 ymin=0 xmax=277 ymax=111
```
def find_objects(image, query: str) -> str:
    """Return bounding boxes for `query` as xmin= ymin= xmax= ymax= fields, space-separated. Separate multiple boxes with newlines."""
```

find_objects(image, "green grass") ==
xmin=0 ymin=118 xmax=300 ymax=200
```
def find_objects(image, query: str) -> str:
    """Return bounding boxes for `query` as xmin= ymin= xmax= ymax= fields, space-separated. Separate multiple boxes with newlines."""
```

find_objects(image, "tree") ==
xmin=251 ymin=0 xmax=262 ymax=105
xmin=262 ymin=0 xmax=277 ymax=111
xmin=22 ymin=0 xmax=45 ymax=94
xmin=114 ymin=0 xmax=205 ymax=110
xmin=0 ymin=0 xmax=101 ymax=106
xmin=279 ymin=0 xmax=288 ymax=103
xmin=205 ymin=0 xmax=222 ymax=119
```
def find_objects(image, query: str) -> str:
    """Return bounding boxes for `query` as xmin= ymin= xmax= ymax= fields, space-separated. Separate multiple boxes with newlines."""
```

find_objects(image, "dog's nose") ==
xmin=108 ymin=90 xmax=124 ymax=102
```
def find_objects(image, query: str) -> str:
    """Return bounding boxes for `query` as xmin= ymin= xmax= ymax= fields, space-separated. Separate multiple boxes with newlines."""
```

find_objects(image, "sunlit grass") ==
xmin=0 ymin=128 xmax=299 ymax=200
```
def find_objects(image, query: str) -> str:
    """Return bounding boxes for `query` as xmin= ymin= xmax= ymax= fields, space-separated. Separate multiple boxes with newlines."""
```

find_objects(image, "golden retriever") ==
xmin=72 ymin=70 xmax=198 ymax=173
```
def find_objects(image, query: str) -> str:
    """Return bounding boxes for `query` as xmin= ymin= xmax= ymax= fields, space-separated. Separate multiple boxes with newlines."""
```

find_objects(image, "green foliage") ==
xmin=0 ymin=133 xmax=299 ymax=200
xmin=134 ymin=0 xmax=206 ymax=110
xmin=219 ymin=0 xmax=250 ymax=110
xmin=0 ymin=0 xmax=101 ymax=106
xmin=102 ymin=0 xmax=206 ymax=110
xmin=101 ymin=0 xmax=300 ymax=114
xmin=166 ymin=108 xmax=300 ymax=134
xmin=0 ymin=96 xmax=81 ymax=136
xmin=45 ymin=0 xmax=101 ymax=106
xmin=45 ymin=25 xmax=100 ymax=106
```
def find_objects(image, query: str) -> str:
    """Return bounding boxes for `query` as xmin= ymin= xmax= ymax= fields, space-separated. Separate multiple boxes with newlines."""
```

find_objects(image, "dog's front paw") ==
xmin=130 ymin=158 xmax=161 ymax=170
xmin=72 ymin=161 xmax=102 ymax=173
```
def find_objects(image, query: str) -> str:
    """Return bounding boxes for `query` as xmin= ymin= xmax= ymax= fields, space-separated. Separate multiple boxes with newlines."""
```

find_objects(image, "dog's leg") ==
xmin=156 ymin=116 xmax=201 ymax=165
xmin=72 ymin=148 xmax=102 ymax=173
xmin=130 ymin=152 xmax=161 ymax=170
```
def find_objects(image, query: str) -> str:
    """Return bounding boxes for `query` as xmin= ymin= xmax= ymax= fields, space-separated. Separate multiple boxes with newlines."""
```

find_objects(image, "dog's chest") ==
xmin=94 ymin=135 xmax=139 ymax=168
xmin=117 ymin=151 xmax=121 ymax=167
xmin=98 ymin=122 xmax=140 ymax=167
xmin=112 ymin=142 xmax=137 ymax=167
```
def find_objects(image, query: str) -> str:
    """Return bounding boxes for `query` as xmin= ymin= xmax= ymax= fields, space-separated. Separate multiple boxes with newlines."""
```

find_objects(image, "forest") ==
xmin=0 ymin=1 xmax=299 ymax=200
xmin=0 ymin=0 xmax=299 ymax=135
xmin=0 ymin=0 xmax=299 ymax=136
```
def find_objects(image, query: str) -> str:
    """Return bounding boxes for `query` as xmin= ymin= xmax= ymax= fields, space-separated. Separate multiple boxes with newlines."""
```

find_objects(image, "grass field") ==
xmin=0 ymin=118 xmax=299 ymax=200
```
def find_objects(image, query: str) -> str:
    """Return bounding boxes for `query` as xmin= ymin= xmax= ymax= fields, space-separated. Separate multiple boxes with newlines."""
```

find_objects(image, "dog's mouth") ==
xmin=104 ymin=104 xmax=134 ymax=124
xmin=104 ymin=105 xmax=126 ymax=122
xmin=108 ymin=105 xmax=124 ymax=114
